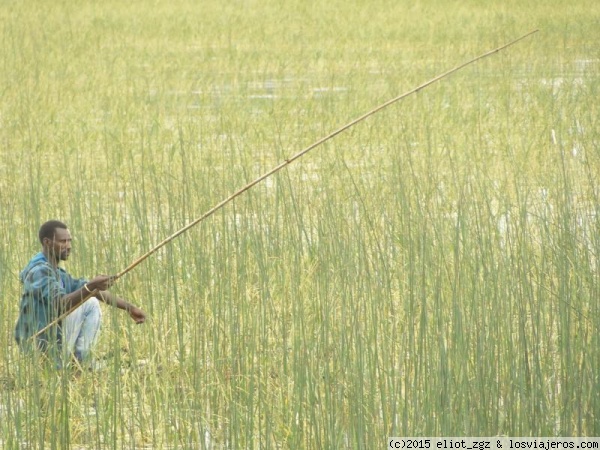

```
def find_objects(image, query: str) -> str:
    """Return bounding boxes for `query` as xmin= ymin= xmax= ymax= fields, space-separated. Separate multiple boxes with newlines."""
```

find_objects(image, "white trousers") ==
xmin=61 ymin=297 xmax=102 ymax=364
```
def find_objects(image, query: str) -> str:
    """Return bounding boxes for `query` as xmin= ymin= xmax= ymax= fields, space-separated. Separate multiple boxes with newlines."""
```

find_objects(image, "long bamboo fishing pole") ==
xmin=33 ymin=29 xmax=538 ymax=339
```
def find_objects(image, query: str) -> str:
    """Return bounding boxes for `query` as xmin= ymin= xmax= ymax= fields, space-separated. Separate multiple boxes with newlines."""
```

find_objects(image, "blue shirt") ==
xmin=14 ymin=252 xmax=87 ymax=351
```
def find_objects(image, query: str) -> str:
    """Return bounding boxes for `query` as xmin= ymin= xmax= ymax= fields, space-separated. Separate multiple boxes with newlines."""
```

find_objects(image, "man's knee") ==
xmin=82 ymin=297 xmax=102 ymax=317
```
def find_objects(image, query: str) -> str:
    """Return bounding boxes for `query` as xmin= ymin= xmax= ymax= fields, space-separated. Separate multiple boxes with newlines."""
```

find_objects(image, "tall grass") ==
xmin=1 ymin=0 xmax=599 ymax=448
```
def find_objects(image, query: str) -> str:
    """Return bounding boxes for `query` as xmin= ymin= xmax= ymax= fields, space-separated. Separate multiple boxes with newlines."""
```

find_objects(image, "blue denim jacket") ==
xmin=14 ymin=252 xmax=87 ymax=351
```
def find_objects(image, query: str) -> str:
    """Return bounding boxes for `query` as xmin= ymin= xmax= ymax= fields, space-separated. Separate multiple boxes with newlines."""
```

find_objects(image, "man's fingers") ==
xmin=95 ymin=275 xmax=117 ymax=290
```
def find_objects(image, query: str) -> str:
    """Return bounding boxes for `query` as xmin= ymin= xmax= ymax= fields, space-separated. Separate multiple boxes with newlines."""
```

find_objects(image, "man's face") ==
xmin=44 ymin=227 xmax=72 ymax=262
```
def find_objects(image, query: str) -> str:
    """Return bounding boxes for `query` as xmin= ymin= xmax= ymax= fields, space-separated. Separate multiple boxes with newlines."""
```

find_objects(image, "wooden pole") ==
xmin=32 ymin=30 xmax=539 ymax=340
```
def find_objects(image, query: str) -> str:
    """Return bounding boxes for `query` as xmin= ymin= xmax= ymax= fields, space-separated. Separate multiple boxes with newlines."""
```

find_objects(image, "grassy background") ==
xmin=1 ymin=0 xmax=599 ymax=448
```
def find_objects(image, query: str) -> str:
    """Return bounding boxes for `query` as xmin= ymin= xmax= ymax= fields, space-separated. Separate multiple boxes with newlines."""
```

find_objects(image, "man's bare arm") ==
xmin=97 ymin=291 xmax=146 ymax=324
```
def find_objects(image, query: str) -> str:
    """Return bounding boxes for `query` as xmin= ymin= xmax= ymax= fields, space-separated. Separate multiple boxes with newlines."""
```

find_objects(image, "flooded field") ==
xmin=1 ymin=0 xmax=599 ymax=448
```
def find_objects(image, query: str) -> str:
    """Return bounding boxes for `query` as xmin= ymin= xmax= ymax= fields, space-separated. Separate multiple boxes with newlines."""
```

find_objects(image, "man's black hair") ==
xmin=39 ymin=220 xmax=68 ymax=244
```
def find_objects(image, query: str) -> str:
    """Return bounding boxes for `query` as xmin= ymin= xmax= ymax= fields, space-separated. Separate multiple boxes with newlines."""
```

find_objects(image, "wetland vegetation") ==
xmin=0 ymin=0 xmax=599 ymax=448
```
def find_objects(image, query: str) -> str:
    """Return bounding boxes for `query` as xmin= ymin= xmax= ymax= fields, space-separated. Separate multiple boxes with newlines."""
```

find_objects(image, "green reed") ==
xmin=1 ymin=0 xmax=599 ymax=448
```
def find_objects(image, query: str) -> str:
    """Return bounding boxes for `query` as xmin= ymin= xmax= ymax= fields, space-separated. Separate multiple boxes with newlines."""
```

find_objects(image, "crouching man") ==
xmin=15 ymin=220 xmax=146 ymax=369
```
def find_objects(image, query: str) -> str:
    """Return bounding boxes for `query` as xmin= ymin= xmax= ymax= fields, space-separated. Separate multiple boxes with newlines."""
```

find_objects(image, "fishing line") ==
xmin=33 ymin=29 xmax=539 ymax=339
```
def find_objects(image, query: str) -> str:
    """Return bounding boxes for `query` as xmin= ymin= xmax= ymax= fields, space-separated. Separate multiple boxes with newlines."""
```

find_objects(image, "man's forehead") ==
xmin=53 ymin=228 xmax=72 ymax=240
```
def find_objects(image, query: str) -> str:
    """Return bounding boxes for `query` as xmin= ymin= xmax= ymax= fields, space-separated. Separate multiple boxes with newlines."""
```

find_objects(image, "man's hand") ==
xmin=87 ymin=275 xmax=116 ymax=292
xmin=94 ymin=290 xmax=146 ymax=324
xmin=129 ymin=306 xmax=146 ymax=324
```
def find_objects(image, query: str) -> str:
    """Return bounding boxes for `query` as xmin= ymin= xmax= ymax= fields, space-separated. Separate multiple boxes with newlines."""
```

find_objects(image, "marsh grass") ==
xmin=1 ymin=0 xmax=600 ymax=448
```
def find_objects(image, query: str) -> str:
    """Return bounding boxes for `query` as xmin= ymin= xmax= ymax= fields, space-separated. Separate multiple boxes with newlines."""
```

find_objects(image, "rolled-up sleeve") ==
xmin=62 ymin=272 xmax=87 ymax=293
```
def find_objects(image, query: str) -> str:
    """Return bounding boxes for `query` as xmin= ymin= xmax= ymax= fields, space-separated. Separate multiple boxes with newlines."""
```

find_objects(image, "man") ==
xmin=15 ymin=220 xmax=146 ymax=368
